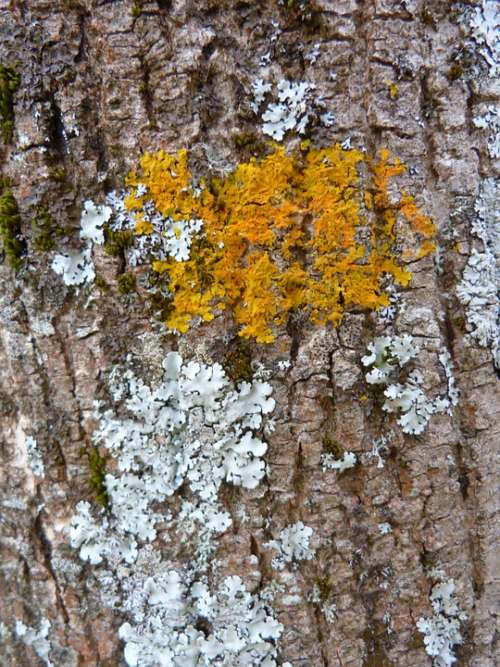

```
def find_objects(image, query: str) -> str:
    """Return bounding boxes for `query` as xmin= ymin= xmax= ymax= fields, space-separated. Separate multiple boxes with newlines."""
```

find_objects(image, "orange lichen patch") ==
xmin=125 ymin=144 xmax=435 ymax=343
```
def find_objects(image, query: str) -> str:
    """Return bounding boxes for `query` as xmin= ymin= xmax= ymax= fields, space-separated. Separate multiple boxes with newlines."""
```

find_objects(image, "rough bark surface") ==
xmin=0 ymin=1 xmax=498 ymax=666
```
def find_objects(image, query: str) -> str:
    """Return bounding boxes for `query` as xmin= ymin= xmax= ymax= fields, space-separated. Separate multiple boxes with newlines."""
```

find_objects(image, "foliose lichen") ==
xmin=362 ymin=336 xmax=457 ymax=435
xmin=115 ymin=144 xmax=434 ymax=342
xmin=69 ymin=352 xmax=282 ymax=665
xmin=417 ymin=575 xmax=467 ymax=667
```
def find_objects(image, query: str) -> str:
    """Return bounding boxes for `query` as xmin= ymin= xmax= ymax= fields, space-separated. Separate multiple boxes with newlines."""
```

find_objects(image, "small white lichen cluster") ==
xmin=474 ymin=105 xmax=500 ymax=159
xmin=416 ymin=577 xmax=467 ymax=667
xmin=362 ymin=334 xmax=417 ymax=384
xmin=368 ymin=433 xmax=392 ymax=469
xmin=51 ymin=200 xmax=112 ymax=286
xmin=251 ymin=78 xmax=333 ymax=141
xmin=106 ymin=188 xmax=204 ymax=266
xmin=362 ymin=336 xmax=456 ymax=435
xmin=438 ymin=349 xmax=460 ymax=411
xmin=69 ymin=353 xmax=285 ymax=665
xmin=378 ymin=522 xmax=392 ymax=535
xmin=51 ymin=244 xmax=95 ymax=286
xmin=456 ymin=178 xmax=499 ymax=367
xmin=15 ymin=618 xmax=52 ymax=667
xmin=468 ymin=0 xmax=499 ymax=79
xmin=265 ymin=521 xmax=315 ymax=570
xmin=309 ymin=585 xmax=337 ymax=624
xmin=25 ymin=435 xmax=45 ymax=478
xmin=321 ymin=450 xmax=357 ymax=473
xmin=305 ymin=42 xmax=321 ymax=65
xmin=376 ymin=280 xmax=404 ymax=325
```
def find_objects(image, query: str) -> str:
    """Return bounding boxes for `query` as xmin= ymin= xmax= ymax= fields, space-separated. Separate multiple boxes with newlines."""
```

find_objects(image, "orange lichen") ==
xmin=125 ymin=144 xmax=435 ymax=343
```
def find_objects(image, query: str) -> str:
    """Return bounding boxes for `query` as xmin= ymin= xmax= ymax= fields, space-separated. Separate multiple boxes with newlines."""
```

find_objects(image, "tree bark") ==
xmin=0 ymin=1 xmax=498 ymax=666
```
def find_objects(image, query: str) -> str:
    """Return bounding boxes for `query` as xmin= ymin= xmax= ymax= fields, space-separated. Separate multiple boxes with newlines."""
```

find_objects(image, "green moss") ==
xmin=94 ymin=274 xmax=109 ymax=290
xmin=315 ymin=576 xmax=333 ymax=601
xmin=104 ymin=228 xmax=134 ymax=257
xmin=88 ymin=447 xmax=109 ymax=507
xmin=421 ymin=5 xmax=437 ymax=29
xmin=447 ymin=63 xmax=464 ymax=81
xmin=0 ymin=65 xmax=20 ymax=144
xmin=148 ymin=290 xmax=174 ymax=321
xmin=131 ymin=0 xmax=143 ymax=17
xmin=32 ymin=206 xmax=63 ymax=252
xmin=420 ymin=548 xmax=439 ymax=570
xmin=144 ymin=269 xmax=175 ymax=321
xmin=453 ymin=316 xmax=467 ymax=333
xmin=50 ymin=168 xmax=67 ymax=183
xmin=224 ymin=341 xmax=254 ymax=383
xmin=232 ymin=132 xmax=266 ymax=157
xmin=117 ymin=271 xmax=137 ymax=294
xmin=0 ymin=189 xmax=25 ymax=270
xmin=322 ymin=436 xmax=344 ymax=459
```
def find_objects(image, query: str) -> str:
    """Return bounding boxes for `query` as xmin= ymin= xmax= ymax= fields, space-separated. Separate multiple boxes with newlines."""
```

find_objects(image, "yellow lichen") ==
xmin=387 ymin=82 xmax=399 ymax=100
xmin=125 ymin=144 xmax=435 ymax=343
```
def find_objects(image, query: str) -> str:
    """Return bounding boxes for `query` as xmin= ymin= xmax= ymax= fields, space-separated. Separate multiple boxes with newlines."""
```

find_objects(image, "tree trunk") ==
xmin=0 ymin=1 xmax=498 ymax=666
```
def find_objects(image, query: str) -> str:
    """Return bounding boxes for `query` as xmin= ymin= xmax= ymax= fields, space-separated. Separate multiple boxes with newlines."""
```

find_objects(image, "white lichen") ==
xmin=15 ymin=618 xmax=52 ymax=667
xmin=309 ymin=585 xmax=336 ymax=624
xmin=251 ymin=76 xmax=334 ymax=141
xmin=361 ymin=334 xmax=418 ymax=385
xmin=105 ymin=191 xmax=204 ymax=267
xmin=265 ymin=521 xmax=315 ymax=570
xmin=368 ymin=434 xmax=392 ymax=469
xmin=25 ymin=435 xmax=45 ymax=478
xmin=382 ymin=370 xmax=440 ymax=436
xmin=456 ymin=178 xmax=499 ymax=367
xmin=118 ymin=573 xmax=284 ymax=667
xmin=71 ymin=352 xmax=275 ymax=557
xmin=378 ymin=522 xmax=392 ymax=535
xmin=162 ymin=217 xmax=203 ymax=261
xmin=52 ymin=198 xmax=111 ymax=286
xmin=51 ymin=245 xmax=95 ymax=286
xmin=80 ymin=199 xmax=112 ymax=244
xmin=474 ymin=105 xmax=500 ymax=159
xmin=69 ymin=352 xmax=283 ymax=665
xmin=468 ymin=0 xmax=499 ymax=78
xmin=321 ymin=451 xmax=357 ymax=472
xmin=305 ymin=42 xmax=321 ymax=65
xmin=251 ymin=78 xmax=272 ymax=111
xmin=362 ymin=336 xmax=456 ymax=434
xmin=438 ymin=349 xmax=460 ymax=411
xmin=417 ymin=577 xmax=467 ymax=667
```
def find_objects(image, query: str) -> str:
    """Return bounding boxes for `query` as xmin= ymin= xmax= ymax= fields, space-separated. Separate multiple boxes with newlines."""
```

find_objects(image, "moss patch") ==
xmin=0 ymin=65 xmax=20 ymax=144
xmin=32 ymin=206 xmax=64 ymax=252
xmin=0 ymin=189 xmax=25 ymax=270
xmin=88 ymin=447 xmax=109 ymax=507
xmin=224 ymin=340 xmax=254 ymax=383
xmin=117 ymin=271 xmax=137 ymax=294
xmin=322 ymin=436 xmax=344 ymax=459
xmin=104 ymin=228 xmax=134 ymax=257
